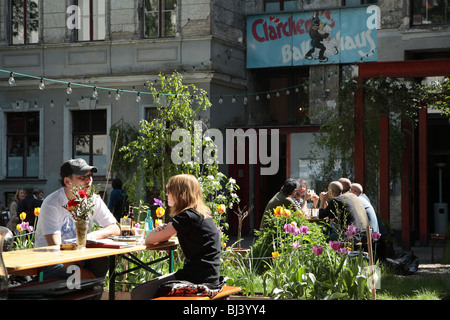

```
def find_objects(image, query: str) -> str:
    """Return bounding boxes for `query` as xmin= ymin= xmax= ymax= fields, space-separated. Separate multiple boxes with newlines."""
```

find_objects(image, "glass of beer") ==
xmin=120 ymin=218 xmax=132 ymax=236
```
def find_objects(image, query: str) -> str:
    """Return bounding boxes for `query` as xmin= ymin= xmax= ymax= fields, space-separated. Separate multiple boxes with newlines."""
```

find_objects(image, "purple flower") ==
xmin=284 ymin=223 xmax=300 ymax=236
xmin=338 ymin=247 xmax=349 ymax=254
xmin=329 ymin=240 xmax=342 ymax=252
xmin=20 ymin=221 xmax=33 ymax=232
xmin=371 ymin=232 xmax=381 ymax=241
xmin=153 ymin=198 xmax=164 ymax=207
xmin=292 ymin=242 xmax=300 ymax=249
xmin=313 ymin=245 xmax=323 ymax=255
xmin=299 ymin=225 xmax=309 ymax=235
xmin=345 ymin=225 xmax=358 ymax=238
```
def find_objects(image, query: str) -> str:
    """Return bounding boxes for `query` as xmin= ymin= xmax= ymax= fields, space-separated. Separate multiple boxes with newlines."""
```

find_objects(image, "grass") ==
xmin=377 ymin=267 xmax=450 ymax=300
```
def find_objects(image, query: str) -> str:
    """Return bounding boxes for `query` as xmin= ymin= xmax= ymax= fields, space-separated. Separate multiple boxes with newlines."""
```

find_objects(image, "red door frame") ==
xmin=356 ymin=59 xmax=450 ymax=248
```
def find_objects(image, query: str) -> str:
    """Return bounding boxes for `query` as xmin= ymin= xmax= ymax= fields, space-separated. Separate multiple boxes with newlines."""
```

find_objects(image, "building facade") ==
xmin=1 ymin=0 xmax=449 ymax=247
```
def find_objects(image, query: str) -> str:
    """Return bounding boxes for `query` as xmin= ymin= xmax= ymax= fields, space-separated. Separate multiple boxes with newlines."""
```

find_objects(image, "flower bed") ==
xmin=220 ymin=206 xmax=380 ymax=300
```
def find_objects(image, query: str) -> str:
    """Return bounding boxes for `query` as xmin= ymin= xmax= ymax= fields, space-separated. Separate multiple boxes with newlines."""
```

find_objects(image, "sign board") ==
xmin=247 ymin=6 xmax=379 ymax=68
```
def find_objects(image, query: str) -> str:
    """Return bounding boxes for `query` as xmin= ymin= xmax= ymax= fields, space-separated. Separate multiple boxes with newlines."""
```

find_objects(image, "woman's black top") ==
xmin=171 ymin=209 xmax=221 ymax=286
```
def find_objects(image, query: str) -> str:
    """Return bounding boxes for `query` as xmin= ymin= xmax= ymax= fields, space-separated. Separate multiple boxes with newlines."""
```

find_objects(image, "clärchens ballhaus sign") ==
xmin=246 ymin=5 xmax=379 ymax=68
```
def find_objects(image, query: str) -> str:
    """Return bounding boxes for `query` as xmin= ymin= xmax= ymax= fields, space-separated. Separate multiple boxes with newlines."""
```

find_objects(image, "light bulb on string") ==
xmin=34 ymin=101 xmax=38 ymax=109
xmin=276 ymin=92 xmax=280 ymax=98
xmin=50 ymin=100 xmax=54 ymax=108
xmin=218 ymin=96 xmax=223 ymax=104
xmin=136 ymin=92 xmax=141 ymax=102
xmin=66 ymin=83 xmax=72 ymax=94
xmin=8 ymin=72 xmax=15 ymax=85
xmin=115 ymin=90 xmax=121 ymax=100
xmin=256 ymin=95 xmax=260 ymax=101
xmin=66 ymin=98 xmax=70 ymax=106
xmin=231 ymin=96 xmax=236 ymax=103
xmin=92 ymin=87 xmax=98 ymax=98
xmin=243 ymin=96 xmax=248 ymax=104
xmin=295 ymin=87 xmax=299 ymax=93
xmin=39 ymin=77 xmax=45 ymax=90
xmin=266 ymin=93 xmax=270 ymax=99
xmin=286 ymin=89 xmax=290 ymax=95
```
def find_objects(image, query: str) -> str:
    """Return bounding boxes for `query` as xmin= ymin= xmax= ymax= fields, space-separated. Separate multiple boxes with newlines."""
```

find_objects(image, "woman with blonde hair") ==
xmin=6 ymin=188 xmax=26 ymax=232
xmin=131 ymin=174 xmax=221 ymax=299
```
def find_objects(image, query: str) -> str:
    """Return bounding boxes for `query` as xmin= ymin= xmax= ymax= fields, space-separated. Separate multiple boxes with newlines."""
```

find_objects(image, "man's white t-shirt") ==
xmin=35 ymin=188 xmax=117 ymax=248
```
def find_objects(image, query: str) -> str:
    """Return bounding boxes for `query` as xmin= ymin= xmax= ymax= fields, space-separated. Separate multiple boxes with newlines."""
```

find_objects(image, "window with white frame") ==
xmin=10 ymin=0 xmax=39 ymax=44
xmin=75 ymin=0 xmax=106 ymax=41
xmin=143 ymin=0 xmax=177 ymax=38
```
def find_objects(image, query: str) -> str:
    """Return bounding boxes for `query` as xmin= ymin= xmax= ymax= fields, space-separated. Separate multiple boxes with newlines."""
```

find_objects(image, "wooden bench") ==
xmin=151 ymin=286 xmax=242 ymax=300
xmin=429 ymin=233 xmax=450 ymax=262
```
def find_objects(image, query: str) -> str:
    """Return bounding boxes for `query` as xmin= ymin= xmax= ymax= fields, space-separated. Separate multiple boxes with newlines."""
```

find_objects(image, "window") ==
xmin=72 ymin=110 xmax=107 ymax=174
xmin=264 ymin=0 xmax=297 ymax=11
xmin=143 ymin=0 xmax=177 ymax=38
xmin=6 ymin=112 xmax=40 ymax=177
xmin=412 ymin=0 xmax=449 ymax=25
xmin=342 ymin=0 xmax=378 ymax=5
xmin=10 ymin=0 xmax=39 ymax=44
xmin=265 ymin=72 xmax=309 ymax=126
xmin=75 ymin=0 xmax=106 ymax=41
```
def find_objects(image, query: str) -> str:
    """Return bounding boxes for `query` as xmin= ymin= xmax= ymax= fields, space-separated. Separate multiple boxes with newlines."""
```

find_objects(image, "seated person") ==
xmin=131 ymin=174 xmax=221 ymax=299
xmin=35 ymin=158 xmax=120 ymax=281
xmin=319 ymin=181 xmax=358 ymax=238
xmin=259 ymin=178 xmax=301 ymax=229
xmin=351 ymin=183 xmax=379 ymax=233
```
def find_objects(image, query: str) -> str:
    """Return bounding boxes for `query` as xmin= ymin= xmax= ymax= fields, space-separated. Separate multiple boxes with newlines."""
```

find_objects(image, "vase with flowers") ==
xmin=63 ymin=185 xmax=96 ymax=249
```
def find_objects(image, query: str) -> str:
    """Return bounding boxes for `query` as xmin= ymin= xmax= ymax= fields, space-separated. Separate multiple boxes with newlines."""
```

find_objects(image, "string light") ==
xmin=50 ymin=100 xmax=54 ymax=108
xmin=66 ymin=98 xmax=70 ymax=106
xmin=8 ymin=72 xmax=15 ymax=85
xmin=0 ymin=69 xmax=329 ymax=107
xmin=92 ymin=86 xmax=98 ymax=98
xmin=39 ymin=77 xmax=45 ymax=90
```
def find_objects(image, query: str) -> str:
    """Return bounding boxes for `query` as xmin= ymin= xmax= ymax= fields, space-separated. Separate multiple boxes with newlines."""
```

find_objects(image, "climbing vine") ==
xmin=310 ymin=76 xmax=450 ymax=203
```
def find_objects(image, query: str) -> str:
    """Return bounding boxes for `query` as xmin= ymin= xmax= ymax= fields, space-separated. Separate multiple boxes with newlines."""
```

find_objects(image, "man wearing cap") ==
xmin=35 ymin=158 xmax=120 ymax=281
xmin=259 ymin=178 xmax=302 ymax=229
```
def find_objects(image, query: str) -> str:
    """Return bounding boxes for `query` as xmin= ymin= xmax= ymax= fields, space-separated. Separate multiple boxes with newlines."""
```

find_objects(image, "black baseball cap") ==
xmin=60 ymin=158 xmax=98 ymax=179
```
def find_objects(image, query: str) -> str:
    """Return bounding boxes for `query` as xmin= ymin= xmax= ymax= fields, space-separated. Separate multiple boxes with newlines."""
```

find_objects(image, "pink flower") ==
xmin=329 ymin=240 xmax=342 ymax=252
xmin=292 ymin=242 xmax=300 ymax=249
xmin=371 ymin=232 xmax=381 ymax=241
xmin=313 ymin=245 xmax=323 ymax=255
xmin=338 ymin=247 xmax=349 ymax=254
xmin=299 ymin=225 xmax=309 ymax=235
xmin=345 ymin=225 xmax=358 ymax=238
xmin=284 ymin=223 xmax=300 ymax=235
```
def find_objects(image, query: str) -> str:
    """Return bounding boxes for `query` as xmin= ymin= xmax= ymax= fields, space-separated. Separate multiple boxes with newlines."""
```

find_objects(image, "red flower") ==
xmin=78 ymin=189 xmax=87 ymax=198
xmin=67 ymin=199 xmax=79 ymax=210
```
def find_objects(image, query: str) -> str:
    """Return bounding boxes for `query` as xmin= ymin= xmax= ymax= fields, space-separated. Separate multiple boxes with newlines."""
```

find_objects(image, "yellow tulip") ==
xmin=272 ymin=251 xmax=279 ymax=259
xmin=16 ymin=224 xmax=22 ymax=232
xmin=217 ymin=204 xmax=226 ymax=214
xmin=273 ymin=206 xmax=282 ymax=217
xmin=34 ymin=207 xmax=41 ymax=216
xmin=282 ymin=209 xmax=291 ymax=218
xmin=19 ymin=212 xmax=26 ymax=221
xmin=156 ymin=207 xmax=165 ymax=218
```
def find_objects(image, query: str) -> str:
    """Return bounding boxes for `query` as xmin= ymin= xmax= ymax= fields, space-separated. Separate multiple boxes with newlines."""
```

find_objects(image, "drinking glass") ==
xmin=120 ymin=218 xmax=132 ymax=236
xmin=134 ymin=228 xmax=145 ymax=244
